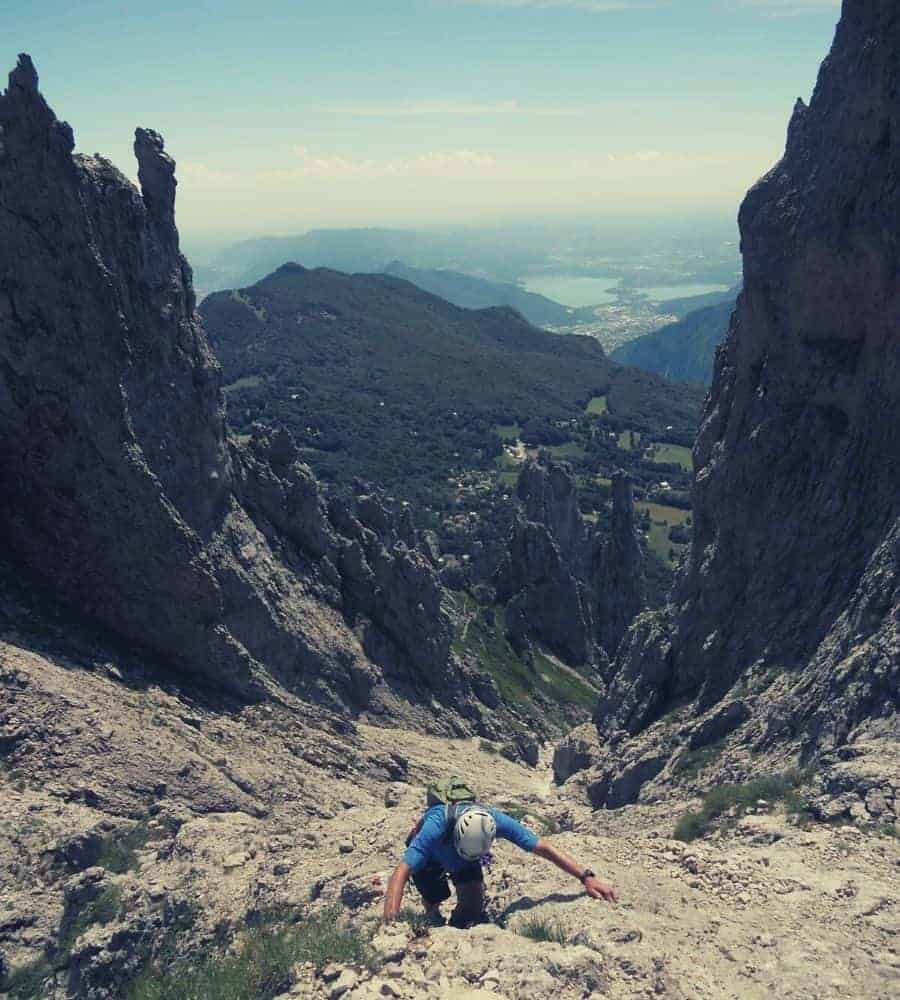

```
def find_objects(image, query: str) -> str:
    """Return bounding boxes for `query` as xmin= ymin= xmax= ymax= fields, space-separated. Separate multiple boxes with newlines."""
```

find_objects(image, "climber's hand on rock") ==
xmin=383 ymin=895 xmax=401 ymax=922
xmin=584 ymin=876 xmax=618 ymax=902
xmin=383 ymin=862 xmax=411 ymax=922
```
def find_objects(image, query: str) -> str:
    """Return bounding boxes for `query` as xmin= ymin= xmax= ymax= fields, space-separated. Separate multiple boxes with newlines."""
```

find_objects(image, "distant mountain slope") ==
xmin=197 ymin=228 xmax=547 ymax=292
xmin=201 ymin=264 xmax=702 ymax=506
xmin=611 ymin=299 xmax=735 ymax=384
xmin=383 ymin=260 xmax=573 ymax=328
xmin=655 ymin=286 xmax=738 ymax=320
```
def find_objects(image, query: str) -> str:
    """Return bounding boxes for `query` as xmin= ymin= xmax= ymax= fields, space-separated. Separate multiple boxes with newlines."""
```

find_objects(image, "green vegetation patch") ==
xmin=96 ymin=816 xmax=181 ymax=875
xmin=223 ymin=375 xmax=264 ymax=394
xmin=636 ymin=502 xmax=691 ymax=568
xmin=516 ymin=916 xmax=569 ymax=944
xmin=59 ymin=886 xmax=123 ymax=953
xmin=397 ymin=907 xmax=434 ymax=938
xmin=493 ymin=423 xmax=522 ymax=441
xmin=4 ymin=886 xmax=124 ymax=1000
xmin=127 ymin=907 xmax=374 ymax=1000
xmin=673 ymin=742 xmax=725 ymax=782
xmin=585 ymin=395 xmax=608 ymax=415
xmin=644 ymin=441 xmax=693 ymax=472
xmin=449 ymin=594 xmax=596 ymax=726
xmin=494 ymin=449 xmax=521 ymax=472
xmin=617 ymin=430 xmax=641 ymax=451
xmin=544 ymin=441 xmax=587 ymax=461
xmin=201 ymin=266 xmax=703 ymax=515
xmin=228 ymin=289 xmax=268 ymax=321
xmin=3 ymin=960 xmax=52 ymax=1000
xmin=674 ymin=771 xmax=808 ymax=843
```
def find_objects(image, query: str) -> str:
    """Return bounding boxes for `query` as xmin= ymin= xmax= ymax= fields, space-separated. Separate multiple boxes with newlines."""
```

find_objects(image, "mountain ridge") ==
xmin=200 ymin=261 xmax=704 ymax=510
xmin=382 ymin=260 xmax=573 ymax=327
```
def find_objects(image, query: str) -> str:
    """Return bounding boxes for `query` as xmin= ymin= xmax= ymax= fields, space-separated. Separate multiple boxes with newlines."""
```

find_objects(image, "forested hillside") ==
xmin=612 ymin=298 xmax=735 ymax=384
xmin=201 ymin=264 xmax=703 ymax=512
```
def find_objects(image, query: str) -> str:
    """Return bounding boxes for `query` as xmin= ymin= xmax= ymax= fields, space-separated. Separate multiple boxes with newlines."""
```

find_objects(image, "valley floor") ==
xmin=1 ymin=635 xmax=897 ymax=1000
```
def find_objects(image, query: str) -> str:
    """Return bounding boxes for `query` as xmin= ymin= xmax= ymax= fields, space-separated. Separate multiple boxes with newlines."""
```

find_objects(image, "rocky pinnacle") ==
xmin=495 ymin=459 xmax=645 ymax=667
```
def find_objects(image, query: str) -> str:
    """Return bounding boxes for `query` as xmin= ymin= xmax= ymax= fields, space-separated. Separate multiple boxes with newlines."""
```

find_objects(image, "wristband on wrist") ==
xmin=579 ymin=868 xmax=595 ymax=884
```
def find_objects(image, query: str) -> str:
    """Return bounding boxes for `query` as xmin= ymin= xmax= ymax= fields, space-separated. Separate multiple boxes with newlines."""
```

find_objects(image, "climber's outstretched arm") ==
xmin=533 ymin=838 xmax=619 ymax=902
xmin=383 ymin=861 xmax=412 ymax=921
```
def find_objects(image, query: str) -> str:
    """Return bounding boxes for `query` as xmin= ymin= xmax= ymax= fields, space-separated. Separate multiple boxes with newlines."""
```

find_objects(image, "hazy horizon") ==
xmin=14 ymin=1 xmax=841 ymax=244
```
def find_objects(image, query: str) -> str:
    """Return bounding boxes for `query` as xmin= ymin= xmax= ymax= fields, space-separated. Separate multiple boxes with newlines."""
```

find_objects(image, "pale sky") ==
xmin=11 ymin=0 xmax=841 ymax=242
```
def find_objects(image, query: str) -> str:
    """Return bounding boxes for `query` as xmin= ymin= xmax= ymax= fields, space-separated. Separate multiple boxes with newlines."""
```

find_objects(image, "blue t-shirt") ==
xmin=403 ymin=804 xmax=540 ymax=873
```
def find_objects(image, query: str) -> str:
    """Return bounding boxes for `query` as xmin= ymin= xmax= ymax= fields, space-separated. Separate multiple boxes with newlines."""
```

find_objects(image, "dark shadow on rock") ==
xmin=494 ymin=890 xmax=583 ymax=925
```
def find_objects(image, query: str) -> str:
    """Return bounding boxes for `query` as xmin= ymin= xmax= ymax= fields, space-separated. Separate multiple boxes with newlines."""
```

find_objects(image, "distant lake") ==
xmin=521 ymin=274 xmax=620 ymax=307
xmin=641 ymin=283 xmax=730 ymax=301
xmin=522 ymin=275 xmax=730 ymax=308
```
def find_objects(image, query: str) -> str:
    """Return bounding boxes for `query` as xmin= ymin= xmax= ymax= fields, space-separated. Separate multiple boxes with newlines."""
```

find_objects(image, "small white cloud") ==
xmin=273 ymin=147 xmax=498 ymax=180
xmin=177 ymin=162 xmax=235 ymax=186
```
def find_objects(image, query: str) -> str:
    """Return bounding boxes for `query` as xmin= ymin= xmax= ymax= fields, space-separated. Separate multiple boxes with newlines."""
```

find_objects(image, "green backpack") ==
xmin=426 ymin=776 xmax=479 ymax=836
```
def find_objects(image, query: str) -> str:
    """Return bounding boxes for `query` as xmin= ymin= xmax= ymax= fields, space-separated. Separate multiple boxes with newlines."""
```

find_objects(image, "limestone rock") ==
xmin=0 ymin=55 xmax=479 ymax=726
xmin=552 ymin=723 xmax=602 ymax=784
xmin=328 ymin=968 xmax=358 ymax=998
xmin=584 ymin=0 xmax=899 ymax=804
xmin=495 ymin=460 xmax=645 ymax=667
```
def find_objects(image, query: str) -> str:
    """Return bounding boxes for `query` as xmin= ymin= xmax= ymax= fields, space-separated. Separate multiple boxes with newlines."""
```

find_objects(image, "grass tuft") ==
xmin=674 ymin=771 xmax=808 ymax=843
xmin=96 ymin=815 xmax=181 ymax=875
xmin=3 ymin=959 xmax=54 ymax=1000
xmin=397 ymin=907 xmax=434 ymax=938
xmin=126 ymin=906 xmax=375 ymax=1000
xmin=449 ymin=592 xmax=596 ymax=726
xmin=57 ymin=885 xmax=123 ymax=955
xmin=673 ymin=742 xmax=724 ymax=782
xmin=516 ymin=916 xmax=569 ymax=944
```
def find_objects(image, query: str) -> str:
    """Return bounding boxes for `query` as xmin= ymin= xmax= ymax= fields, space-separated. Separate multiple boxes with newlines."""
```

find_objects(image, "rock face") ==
xmin=583 ymin=0 xmax=899 ymax=802
xmin=0 ymin=56 xmax=475 ymax=723
xmin=494 ymin=460 xmax=645 ymax=666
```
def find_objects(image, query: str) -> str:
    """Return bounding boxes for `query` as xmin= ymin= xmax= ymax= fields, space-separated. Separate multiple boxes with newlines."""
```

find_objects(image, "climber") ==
xmin=382 ymin=777 xmax=618 ymax=928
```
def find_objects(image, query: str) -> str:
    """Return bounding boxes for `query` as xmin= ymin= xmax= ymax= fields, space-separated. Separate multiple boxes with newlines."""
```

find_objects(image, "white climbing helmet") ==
xmin=453 ymin=806 xmax=497 ymax=861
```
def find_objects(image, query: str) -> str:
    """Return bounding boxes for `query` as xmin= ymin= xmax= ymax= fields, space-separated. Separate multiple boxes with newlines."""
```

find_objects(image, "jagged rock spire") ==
xmin=496 ymin=459 xmax=645 ymax=666
xmin=596 ymin=471 xmax=645 ymax=656
xmin=10 ymin=52 xmax=38 ymax=92
xmin=134 ymin=127 xmax=178 ymax=241
xmin=1 ymin=52 xmax=75 ymax=158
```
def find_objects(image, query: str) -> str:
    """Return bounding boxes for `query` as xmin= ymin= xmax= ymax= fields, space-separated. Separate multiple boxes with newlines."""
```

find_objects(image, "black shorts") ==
xmin=411 ymin=861 xmax=483 ymax=905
